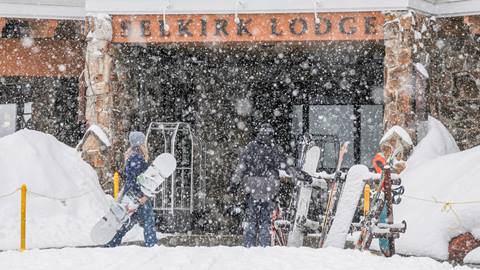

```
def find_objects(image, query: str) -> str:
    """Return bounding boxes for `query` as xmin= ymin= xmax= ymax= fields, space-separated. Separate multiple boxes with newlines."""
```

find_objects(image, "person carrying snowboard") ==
xmin=105 ymin=131 xmax=157 ymax=247
xmin=230 ymin=123 xmax=289 ymax=247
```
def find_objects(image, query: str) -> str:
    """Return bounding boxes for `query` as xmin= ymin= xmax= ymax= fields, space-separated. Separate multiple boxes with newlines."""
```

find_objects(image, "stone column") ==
xmin=383 ymin=11 xmax=416 ymax=140
xmin=82 ymin=14 xmax=119 ymax=189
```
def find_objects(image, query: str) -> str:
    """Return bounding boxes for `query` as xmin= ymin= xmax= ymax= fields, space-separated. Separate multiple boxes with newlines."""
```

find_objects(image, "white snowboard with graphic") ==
xmin=90 ymin=153 xmax=177 ymax=245
xmin=287 ymin=146 xmax=321 ymax=247
xmin=323 ymin=164 xmax=370 ymax=248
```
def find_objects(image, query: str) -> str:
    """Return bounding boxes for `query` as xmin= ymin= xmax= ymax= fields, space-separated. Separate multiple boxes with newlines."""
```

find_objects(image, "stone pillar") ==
xmin=383 ymin=11 xmax=416 ymax=140
xmin=82 ymin=14 xmax=118 ymax=189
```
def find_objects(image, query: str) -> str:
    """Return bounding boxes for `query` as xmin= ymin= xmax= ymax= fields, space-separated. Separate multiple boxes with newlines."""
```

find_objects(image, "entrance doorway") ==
xmin=116 ymin=40 xmax=384 ymax=231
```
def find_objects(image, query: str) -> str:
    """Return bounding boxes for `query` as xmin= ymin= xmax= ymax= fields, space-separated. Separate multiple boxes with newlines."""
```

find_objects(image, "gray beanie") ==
xmin=129 ymin=131 xmax=146 ymax=147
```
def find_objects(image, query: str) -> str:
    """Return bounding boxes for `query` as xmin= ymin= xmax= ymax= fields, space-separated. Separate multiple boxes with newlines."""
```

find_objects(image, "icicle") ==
xmin=234 ymin=0 xmax=246 ymax=24
xmin=314 ymin=1 xmax=322 ymax=24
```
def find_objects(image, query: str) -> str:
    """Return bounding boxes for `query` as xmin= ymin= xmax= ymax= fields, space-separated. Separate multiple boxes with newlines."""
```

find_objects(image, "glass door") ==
xmin=309 ymin=105 xmax=355 ymax=169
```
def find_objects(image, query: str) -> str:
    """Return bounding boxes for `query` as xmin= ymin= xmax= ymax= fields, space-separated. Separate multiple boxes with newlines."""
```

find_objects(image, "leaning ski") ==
xmin=355 ymin=147 xmax=405 ymax=254
xmin=318 ymin=141 xmax=349 ymax=248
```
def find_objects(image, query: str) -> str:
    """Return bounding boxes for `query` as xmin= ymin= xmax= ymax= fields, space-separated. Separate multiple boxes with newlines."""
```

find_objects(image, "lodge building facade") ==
xmin=0 ymin=1 xmax=479 ymax=224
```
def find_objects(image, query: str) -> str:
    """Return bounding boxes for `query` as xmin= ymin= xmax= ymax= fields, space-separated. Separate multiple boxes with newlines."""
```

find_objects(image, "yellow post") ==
xmin=113 ymin=172 xmax=120 ymax=201
xmin=363 ymin=184 xmax=370 ymax=216
xmin=20 ymin=184 xmax=27 ymax=252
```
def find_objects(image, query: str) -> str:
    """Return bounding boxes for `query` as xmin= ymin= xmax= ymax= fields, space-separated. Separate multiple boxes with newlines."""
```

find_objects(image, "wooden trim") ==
xmin=0 ymin=18 xmax=5 ymax=33
xmin=111 ymin=12 xmax=384 ymax=43
xmin=0 ymin=39 xmax=84 ymax=77
xmin=29 ymin=20 xmax=59 ymax=38
xmin=464 ymin=15 xmax=480 ymax=35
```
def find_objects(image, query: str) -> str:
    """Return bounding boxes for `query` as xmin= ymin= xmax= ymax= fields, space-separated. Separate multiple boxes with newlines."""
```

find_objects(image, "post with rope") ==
xmin=20 ymin=184 xmax=27 ymax=252
xmin=113 ymin=172 xmax=120 ymax=201
xmin=363 ymin=184 xmax=370 ymax=216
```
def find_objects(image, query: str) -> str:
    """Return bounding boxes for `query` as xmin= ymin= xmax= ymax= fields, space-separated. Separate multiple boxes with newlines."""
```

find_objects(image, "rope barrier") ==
xmin=403 ymin=195 xmax=480 ymax=206
xmin=0 ymin=188 xmax=20 ymax=200
xmin=27 ymin=190 xmax=92 ymax=203
xmin=402 ymin=195 xmax=480 ymax=231
xmin=0 ymin=185 xmax=95 ymax=251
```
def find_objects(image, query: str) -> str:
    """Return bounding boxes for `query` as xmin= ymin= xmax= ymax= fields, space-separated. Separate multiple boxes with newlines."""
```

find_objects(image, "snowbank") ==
xmin=406 ymin=116 xmax=459 ymax=169
xmin=394 ymin=117 xmax=480 ymax=260
xmin=0 ymin=246 xmax=470 ymax=270
xmin=0 ymin=130 xmax=109 ymax=250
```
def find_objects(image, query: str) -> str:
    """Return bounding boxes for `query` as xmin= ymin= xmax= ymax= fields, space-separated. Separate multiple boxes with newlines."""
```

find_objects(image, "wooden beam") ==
xmin=464 ymin=15 xmax=480 ymax=35
xmin=0 ymin=39 xmax=84 ymax=77
xmin=0 ymin=18 xmax=5 ymax=34
xmin=29 ymin=19 xmax=59 ymax=38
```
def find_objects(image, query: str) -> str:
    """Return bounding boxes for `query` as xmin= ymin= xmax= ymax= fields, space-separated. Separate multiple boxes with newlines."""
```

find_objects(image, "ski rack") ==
xmin=145 ymin=122 xmax=207 ymax=216
xmin=286 ymin=134 xmax=345 ymax=247
xmin=286 ymin=169 xmax=347 ymax=246
xmin=353 ymin=165 xmax=407 ymax=256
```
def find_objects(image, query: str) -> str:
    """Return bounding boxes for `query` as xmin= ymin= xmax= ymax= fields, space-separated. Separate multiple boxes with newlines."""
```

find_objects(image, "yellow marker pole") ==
xmin=363 ymin=184 xmax=370 ymax=216
xmin=113 ymin=172 xmax=120 ymax=201
xmin=20 ymin=184 xmax=27 ymax=252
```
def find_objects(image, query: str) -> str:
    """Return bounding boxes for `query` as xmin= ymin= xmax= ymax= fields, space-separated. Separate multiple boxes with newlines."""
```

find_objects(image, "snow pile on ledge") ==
xmin=406 ymin=116 xmax=460 ymax=169
xmin=76 ymin=124 xmax=111 ymax=149
xmin=0 ymin=246 xmax=470 ymax=270
xmin=0 ymin=130 xmax=109 ymax=250
xmin=395 ymin=117 xmax=480 ymax=260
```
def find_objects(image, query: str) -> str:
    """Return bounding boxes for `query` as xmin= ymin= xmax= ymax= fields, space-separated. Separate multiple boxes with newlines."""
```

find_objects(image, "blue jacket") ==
xmin=124 ymin=152 xmax=149 ymax=198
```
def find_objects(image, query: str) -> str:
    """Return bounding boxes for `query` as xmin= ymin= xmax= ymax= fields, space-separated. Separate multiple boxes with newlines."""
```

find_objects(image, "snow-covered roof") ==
xmin=0 ymin=0 xmax=84 ymax=6
xmin=86 ymin=0 xmax=480 ymax=17
xmin=0 ymin=0 xmax=85 ymax=20
xmin=0 ymin=0 xmax=478 ymax=20
xmin=76 ymin=124 xmax=112 ymax=151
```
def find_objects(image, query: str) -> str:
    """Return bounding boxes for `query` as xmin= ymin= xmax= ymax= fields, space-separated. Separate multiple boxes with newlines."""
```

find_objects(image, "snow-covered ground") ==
xmin=2 ymin=118 xmax=480 ymax=267
xmin=0 ymin=246 xmax=472 ymax=270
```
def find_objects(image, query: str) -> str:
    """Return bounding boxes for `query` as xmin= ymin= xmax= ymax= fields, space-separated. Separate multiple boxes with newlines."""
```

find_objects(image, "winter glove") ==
xmin=227 ymin=182 xmax=239 ymax=194
xmin=297 ymin=170 xmax=313 ymax=184
xmin=335 ymin=171 xmax=345 ymax=183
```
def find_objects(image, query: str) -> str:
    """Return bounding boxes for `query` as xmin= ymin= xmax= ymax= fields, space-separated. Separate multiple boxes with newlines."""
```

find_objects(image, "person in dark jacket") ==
xmin=105 ymin=131 xmax=157 ymax=247
xmin=231 ymin=123 xmax=288 ymax=247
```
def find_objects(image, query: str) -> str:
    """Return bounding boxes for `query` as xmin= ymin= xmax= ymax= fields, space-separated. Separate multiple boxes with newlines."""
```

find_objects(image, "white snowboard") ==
xmin=323 ymin=164 xmax=370 ymax=248
xmin=90 ymin=153 xmax=177 ymax=245
xmin=137 ymin=153 xmax=177 ymax=197
xmin=287 ymin=146 xmax=321 ymax=247
xmin=90 ymin=203 xmax=128 ymax=245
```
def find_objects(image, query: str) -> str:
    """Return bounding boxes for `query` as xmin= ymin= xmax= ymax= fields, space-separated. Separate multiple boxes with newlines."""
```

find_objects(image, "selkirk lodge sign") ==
xmin=111 ymin=12 xmax=384 ymax=43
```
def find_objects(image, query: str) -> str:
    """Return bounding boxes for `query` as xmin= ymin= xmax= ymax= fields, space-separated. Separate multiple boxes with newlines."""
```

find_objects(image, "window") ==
xmin=360 ymin=105 xmax=384 ymax=165
xmin=291 ymin=105 xmax=303 ymax=135
xmin=309 ymin=105 xmax=355 ymax=168
xmin=291 ymin=104 xmax=384 ymax=170
xmin=0 ymin=104 xmax=17 ymax=137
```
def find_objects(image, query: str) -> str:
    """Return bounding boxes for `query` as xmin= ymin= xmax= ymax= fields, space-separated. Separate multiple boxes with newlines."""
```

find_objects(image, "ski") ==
xmin=318 ymin=141 xmax=349 ymax=248
xmin=355 ymin=147 xmax=403 ymax=253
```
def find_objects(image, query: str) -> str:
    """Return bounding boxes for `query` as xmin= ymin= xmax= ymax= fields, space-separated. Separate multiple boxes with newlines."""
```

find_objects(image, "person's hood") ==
xmin=256 ymin=123 xmax=275 ymax=145
xmin=256 ymin=132 xmax=274 ymax=145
